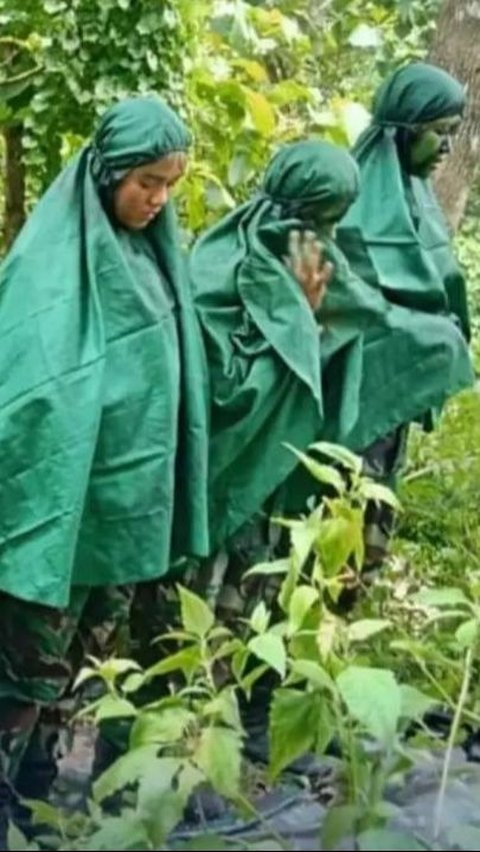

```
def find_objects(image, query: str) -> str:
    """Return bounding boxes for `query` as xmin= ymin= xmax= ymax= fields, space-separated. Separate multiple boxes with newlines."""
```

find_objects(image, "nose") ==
xmin=438 ymin=134 xmax=453 ymax=156
xmin=151 ymin=184 xmax=169 ymax=208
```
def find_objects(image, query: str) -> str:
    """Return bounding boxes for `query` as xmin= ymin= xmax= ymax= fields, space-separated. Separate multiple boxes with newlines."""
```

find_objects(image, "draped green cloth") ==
xmin=337 ymin=62 xmax=471 ymax=338
xmin=0 ymin=96 xmax=209 ymax=607
xmin=192 ymin=138 xmax=474 ymax=548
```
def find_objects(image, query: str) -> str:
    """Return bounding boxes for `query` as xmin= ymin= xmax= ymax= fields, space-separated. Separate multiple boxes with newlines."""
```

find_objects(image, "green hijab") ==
xmin=191 ymin=140 xmax=371 ymax=547
xmin=337 ymin=62 xmax=470 ymax=338
xmin=0 ymin=96 xmax=209 ymax=607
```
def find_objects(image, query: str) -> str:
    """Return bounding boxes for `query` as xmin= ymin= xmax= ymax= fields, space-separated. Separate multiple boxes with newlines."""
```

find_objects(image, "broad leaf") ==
xmin=288 ymin=585 xmax=319 ymax=634
xmin=94 ymin=695 xmax=137 ymax=723
xmin=244 ymin=558 xmax=289 ymax=579
xmin=337 ymin=666 xmax=401 ymax=746
xmin=248 ymin=633 xmax=287 ymax=678
xmin=136 ymin=758 xmax=190 ymax=846
xmin=196 ymin=726 xmax=242 ymax=799
xmin=289 ymin=659 xmax=335 ymax=692
xmin=290 ymin=520 xmax=318 ymax=569
xmin=347 ymin=619 xmax=391 ymax=643
xmin=80 ymin=814 xmax=149 ymax=851
xmin=359 ymin=480 xmax=401 ymax=510
xmin=129 ymin=707 xmax=194 ymax=748
xmin=315 ymin=517 xmax=355 ymax=577
xmin=284 ymin=444 xmax=345 ymax=493
xmin=145 ymin=646 xmax=201 ymax=681
xmin=249 ymin=600 xmax=271 ymax=634
xmin=413 ymin=587 xmax=470 ymax=609
xmin=268 ymin=688 xmax=321 ymax=779
xmin=456 ymin=618 xmax=478 ymax=648
xmin=399 ymin=685 xmax=438 ymax=720
xmin=244 ymin=88 xmax=276 ymax=136
xmin=309 ymin=441 xmax=362 ymax=474
xmin=178 ymin=585 xmax=215 ymax=638
xmin=322 ymin=803 xmax=359 ymax=850
xmin=93 ymin=745 xmax=160 ymax=802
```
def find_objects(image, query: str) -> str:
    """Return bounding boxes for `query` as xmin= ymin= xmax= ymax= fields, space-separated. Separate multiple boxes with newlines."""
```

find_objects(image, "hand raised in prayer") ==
xmin=285 ymin=229 xmax=333 ymax=311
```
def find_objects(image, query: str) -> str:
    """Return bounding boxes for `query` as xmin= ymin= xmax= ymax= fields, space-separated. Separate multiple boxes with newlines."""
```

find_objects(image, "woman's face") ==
xmin=113 ymin=151 xmax=187 ymax=229
xmin=301 ymin=198 xmax=351 ymax=238
xmin=407 ymin=116 xmax=461 ymax=177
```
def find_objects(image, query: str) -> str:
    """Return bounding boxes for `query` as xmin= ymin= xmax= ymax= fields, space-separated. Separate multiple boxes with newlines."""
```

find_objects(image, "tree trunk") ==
xmin=3 ymin=122 xmax=26 ymax=250
xmin=429 ymin=0 xmax=480 ymax=232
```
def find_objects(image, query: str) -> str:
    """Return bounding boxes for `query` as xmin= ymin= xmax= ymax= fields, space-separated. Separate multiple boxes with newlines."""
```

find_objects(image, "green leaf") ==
xmin=20 ymin=799 xmax=61 ymax=830
xmin=178 ymin=585 xmax=215 ymax=638
xmin=94 ymin=695 xmax=137 ymax=723
xmin=289 ymin=659 xmax=335 ymax=692
xmin=136 ymin=758 xmax=187 ymax=846
xmin=347 ymin=619 xmax=391 ymax=643
xmin=359 ymin=480 xmax=401 ymax=510
xmin=7 ymin=823 xmax=35 ymax=852
xmin=202 ymin=688 xmax=244 ymax=732
xmin=122 ymin=672 xmax=146 ymax=694
xmin=93 ymin=745 xmax=160 ymax=802
xmin=316 ymin=700 xmax=336 ymax=756
xmin=81 ymin=813 xmax=149 ymax=850
xmin=315 ymin=518 xmax=354 ymax=577
xmin=243 ymin=558 xmax=289 ymax=578
xmin=196 ymin=726 xmax=242 ymax=799
xmin=249 ymin=600 xmax=271 ymax=634
xmin=248 ymin=633 xmax=286 ymax=678
xmin=96 ymin=658 xmax=141 ymax=685
xmin=268 ymin=688 xmax=321 ymax=779
xmin=278 ymin=557 xmax=301 ymax=613
xmin=145 ymin=646 xmax=201 ymax=681
xmin=413 ymin=587 xmax=471 ymax=609
xmin=399 ymin=685 xmax=438 ymax=720
xmin=129 ymin=707 xmax=194 ymax=748
xmin=358 ymin=828 xmax=425 ymax=850
xmin=337 ymin=666 xmax=401 ymax=746
xmin=288 ymin=585 xmax=319 ymax=634
xmin=317 ymin=612 xmax=341 ymax=661
xmin=322 ymin=804 xmax=359 ymax=850
xmin=179 ymin=836 xmax=235 ymax=851
xmin=270 ymin=79 xmax=312 ymax=106
xmin=244 ymin=88 xmax=276 ymax=136
xmin=240 ymin=663 xmax=269 ymax=697
xmin=73 ymin=665 xmax=100 ymax=691
xmin=290 ymin=520 xmax=318 ymax=569
xmin=455 ymin=618 xmax=478 ymax=648
xmin=284 ymin=445 xmax=345 ymax=493
xmin=233 ymin=58 xmax=268 ymax=82
xmin=309 ymin=441 xmax=362 ymax=474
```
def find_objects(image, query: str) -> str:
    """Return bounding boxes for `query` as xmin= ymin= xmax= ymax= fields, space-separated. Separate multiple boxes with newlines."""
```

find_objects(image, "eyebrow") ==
xmin=140 ymin=172 xmax=167 ymax=181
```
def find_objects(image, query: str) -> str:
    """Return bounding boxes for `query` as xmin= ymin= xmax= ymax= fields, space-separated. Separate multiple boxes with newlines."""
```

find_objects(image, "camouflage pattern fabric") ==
xmin=0 ymin=584 xmax=134 ymax=789
xmin=361 ymin=424 xmax=409 ymax=568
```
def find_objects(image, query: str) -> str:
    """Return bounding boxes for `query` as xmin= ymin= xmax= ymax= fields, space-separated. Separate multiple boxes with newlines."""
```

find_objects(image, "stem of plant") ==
xmin=433 ymin=644 xmax=474 ymax=841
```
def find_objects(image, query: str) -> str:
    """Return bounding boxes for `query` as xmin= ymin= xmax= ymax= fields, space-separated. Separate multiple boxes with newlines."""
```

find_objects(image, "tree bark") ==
xmin=429 ymin=0 xmax=480 ymax=232
xmin=3 ymin=122 xmax=26 ymax=250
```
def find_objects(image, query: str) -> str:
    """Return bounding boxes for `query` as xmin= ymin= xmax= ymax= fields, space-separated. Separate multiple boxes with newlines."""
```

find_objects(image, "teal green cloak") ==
xmin=192 ymin=138 xmax=474 ymax=547
xmin=337 ymin=62 xmax=471 ymax=339
xmin=0 ymin=96 xmax=209 ymax=607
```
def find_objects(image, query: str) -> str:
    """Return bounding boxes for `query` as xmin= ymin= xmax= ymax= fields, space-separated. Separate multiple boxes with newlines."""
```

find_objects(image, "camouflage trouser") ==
xmin=361 ymin=424 xmax=409 ymax=568
xmin=0 ymin=584 xmax=134 ymax=793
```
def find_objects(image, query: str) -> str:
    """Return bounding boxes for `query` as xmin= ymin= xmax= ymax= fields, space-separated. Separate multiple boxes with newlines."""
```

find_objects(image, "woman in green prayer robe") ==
xmin=191 ymin=137 xmax=473 ymax=561
xmin=336 ymin=61 xmax=475 ymax=562
xmin=0 ymin=95 xmax=209 ymax=839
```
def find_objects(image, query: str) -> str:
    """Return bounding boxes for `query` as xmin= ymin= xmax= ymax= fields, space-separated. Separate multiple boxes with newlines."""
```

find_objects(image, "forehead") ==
xmin=133 ymin=152 xmax=187 ymax=179
xmin=420 ymin=116 xmax=462 ymax=133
